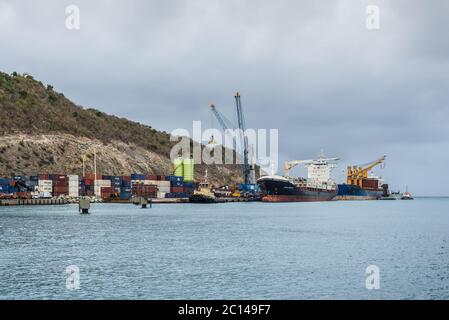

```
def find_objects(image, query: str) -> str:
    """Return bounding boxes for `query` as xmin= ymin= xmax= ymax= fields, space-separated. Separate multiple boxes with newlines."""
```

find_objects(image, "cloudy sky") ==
xmin=1 ymin=0 xmax=448 ymax=195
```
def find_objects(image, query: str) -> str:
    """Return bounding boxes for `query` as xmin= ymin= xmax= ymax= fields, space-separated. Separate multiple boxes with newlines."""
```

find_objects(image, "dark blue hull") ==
xmin=336 ymin=184 xmax=383 ymax=200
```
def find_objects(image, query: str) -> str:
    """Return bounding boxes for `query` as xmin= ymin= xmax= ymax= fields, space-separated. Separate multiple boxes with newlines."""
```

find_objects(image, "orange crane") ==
xmin=347 ymin=155 xmax=386 ymax=188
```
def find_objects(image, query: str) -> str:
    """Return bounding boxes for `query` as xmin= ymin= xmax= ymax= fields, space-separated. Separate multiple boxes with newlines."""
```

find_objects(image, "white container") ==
xmin=94 ymin=180 xmax=111 ymax=187
xmin=38 ymin=180 xmax=53 ymax=186
xmin=69 ymin=186 xmax=79 ymax=197
xmin=38 ymin=180 xmax=53 ymax=193
xmin=158 ymin=186 xmax=170 ymax=193
xmin=157 ymin=192 xmax=166 ymax=199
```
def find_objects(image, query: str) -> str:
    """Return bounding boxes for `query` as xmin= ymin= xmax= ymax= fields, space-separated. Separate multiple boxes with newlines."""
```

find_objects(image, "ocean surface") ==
xmin=1 ymin=198 xmax=448 ymax=300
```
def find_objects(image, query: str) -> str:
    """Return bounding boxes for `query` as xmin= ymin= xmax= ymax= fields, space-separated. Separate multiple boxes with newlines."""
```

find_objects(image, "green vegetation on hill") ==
xmin=0 ymin=71 xmax=174 ymax=156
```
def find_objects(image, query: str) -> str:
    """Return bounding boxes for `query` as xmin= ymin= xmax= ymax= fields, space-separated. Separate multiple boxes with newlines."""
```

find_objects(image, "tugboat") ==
xmin=189 ymin=169 xmax=216 ymax=203
xmin=401 ymin=186 xmax=414 ymax=200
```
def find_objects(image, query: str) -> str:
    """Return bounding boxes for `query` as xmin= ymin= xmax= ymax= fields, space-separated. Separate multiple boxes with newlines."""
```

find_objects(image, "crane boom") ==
xmin=284 ymin=157 xmax=340 ymax=177
xmin=235 ymin=92 xmax=250 ymax=185
xmin=210 ymin=104 xmax=233 ymax=131
xmin=347 ymin=155 xmax=386 ymax=187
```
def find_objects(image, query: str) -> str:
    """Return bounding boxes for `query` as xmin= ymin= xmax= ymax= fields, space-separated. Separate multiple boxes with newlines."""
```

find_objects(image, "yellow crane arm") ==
xmin=347 ymin=155 xmax=386 ymax=186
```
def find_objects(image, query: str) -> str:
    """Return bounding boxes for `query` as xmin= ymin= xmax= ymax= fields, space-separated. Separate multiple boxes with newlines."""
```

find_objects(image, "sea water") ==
xmin=1 ymin=198 xmax=448 ymax=299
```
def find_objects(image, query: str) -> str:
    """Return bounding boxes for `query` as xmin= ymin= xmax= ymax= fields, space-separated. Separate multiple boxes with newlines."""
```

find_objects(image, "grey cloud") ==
xmin=1 ymin=0 xmax=448 ymax=195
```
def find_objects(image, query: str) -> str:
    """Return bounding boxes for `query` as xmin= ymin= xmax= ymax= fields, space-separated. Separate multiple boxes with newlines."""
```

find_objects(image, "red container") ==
xmin=146 ymin=174 xmax=158 ymax=180
xmin=362 ymin=179 xmax=379 ymax=189
xmin=38 ymin=174 xmax=50 ymax=180
xmin=132 ymin=184 xmax=157 ymax=197
xmin=122 ymin=176 xmax=131 ymax=182
xmin=53 ymin=186 xmax=69 ymax=194
xmin=16 ymin=192 xmax=31 ymax=199
xmin=83 ymin=179 xmax=92 ymax=186
xmin=171 ymin=187 xmax=184 ymax=193
xmin=84 ymin=173 xmax=102 ymax=180
xmin=101 ymin=187 xmax=116 ymax=199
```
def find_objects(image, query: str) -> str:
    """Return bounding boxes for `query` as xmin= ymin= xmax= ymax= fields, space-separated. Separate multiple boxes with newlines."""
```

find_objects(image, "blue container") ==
xmin=29 ymin=181 xmax=38 ymax=190
xmin=29 ymin=176 xmax=39 ymax=182
xmin=122 ymin=180 xmax=131 ymax=188
xmin=119 ymin=192 xmax=132 ymax=200
xmin=8 ymin=187 xmax=18 ymax=193
xmin=168 ymin=175 xmax=184 ymax=182
xmin=0 ymin=178 xmax=11 ymax=185
xmin=0 ymin=185 xmax=9 ymax=193
xmin=171 ymin=181 xmax=184 ymax=187
xmin=131 ymin=173 xmax=146 ymax=180
xmin=13 ymin=175 xmax=26 ymax=183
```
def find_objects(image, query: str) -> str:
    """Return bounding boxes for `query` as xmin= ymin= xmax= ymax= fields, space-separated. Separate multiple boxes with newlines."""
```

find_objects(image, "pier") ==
xmin=0 ymin=198 xmax=68 ymax=206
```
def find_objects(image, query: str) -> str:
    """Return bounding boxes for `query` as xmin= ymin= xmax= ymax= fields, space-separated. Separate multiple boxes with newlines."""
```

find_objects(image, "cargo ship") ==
xmin=257 ymin=154 xmax=340 ymax=202
xmin=334 ymin=156 xmax=389 ymax=201
xmin=336 ymin=181 xmax=388 ymax=200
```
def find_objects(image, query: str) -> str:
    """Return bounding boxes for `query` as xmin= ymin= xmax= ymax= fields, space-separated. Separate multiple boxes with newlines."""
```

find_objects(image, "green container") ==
xmin=183 ymin=158 xmax=194 ymax=182
xmin=173 ymin=158 xmax=184 ymax=177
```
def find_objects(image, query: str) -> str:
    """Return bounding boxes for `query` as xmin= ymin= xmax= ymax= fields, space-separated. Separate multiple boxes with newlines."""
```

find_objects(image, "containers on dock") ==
xmin=0 ymin=179 xmax=10 ymax=194
xmin=132 ymin=184 xmax=157 ymax=198
xmin=131 ymin=173 xmax=146 ymax=181
xmin=121 ymin=176 xmax=131 ymax=188
xmin=165 ymin=192 xmax=189 ymax=199
xmin=170 ymin=186 xmax=184 ymax=194
xmin=68 ymin=175 xmax=79 ymax=198
xmin=100 ymin=186 xmax=116 ymax=200
xmin=84 ymin=173 xmax=102 ymax=180
xmin=167 ymin=175 xmax=184 ymax=187
xmin=94 ymin=179 xmax=111 ymax=197
xmin=13 ymin=175 xmax=26 ymax=182
xmin=52 ymin=175 xmax=69 ymax=196
xmin=38 ymin=174 xmax=50 ymax=180
xmin=38 ymin=180 xmax=53 ymax=195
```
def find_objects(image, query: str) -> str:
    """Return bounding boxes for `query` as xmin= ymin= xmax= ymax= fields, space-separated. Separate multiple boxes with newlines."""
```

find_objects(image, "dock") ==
xmin=0 ymin=198 xmax=69 ymax=206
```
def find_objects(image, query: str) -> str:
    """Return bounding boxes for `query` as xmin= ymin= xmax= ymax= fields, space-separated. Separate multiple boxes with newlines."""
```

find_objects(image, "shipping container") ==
xmin=170 ymin=186 xmax=184 ymax=194
xmin=119 ymin=192 xmax=132 ymax=200
xmin=13 ymin=175 xmax=26 ymax=182
xmin=84 ymin=173 xmax=102 ymax=180
xmin=38 ymin=174 xmax=50 ymax=180
xmin=361 ymin=179 xmax=379 ymax=189
xmin=131 ymin=173 xmax=146 ymax=180
xmin=146 ymin=174 xmax=158 ymax=181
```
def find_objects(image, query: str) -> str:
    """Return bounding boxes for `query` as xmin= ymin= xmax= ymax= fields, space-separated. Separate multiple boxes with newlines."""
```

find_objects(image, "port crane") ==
xmin=347 ymin=155 xmax=386 ymax=187
xmin=284 ymin=155 xmax=340 ymax=177
xmin=209 ymin=92 xmax=255 ymax=185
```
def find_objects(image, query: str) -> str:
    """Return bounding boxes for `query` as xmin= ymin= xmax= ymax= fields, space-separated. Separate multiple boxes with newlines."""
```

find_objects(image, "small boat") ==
xmin=401 ymin=186 xmax=414 ymax=200
xmin=401 ymin=192 xmax=413 ymax=200
xmin=189 ymin=170 xmax=216 ymax=204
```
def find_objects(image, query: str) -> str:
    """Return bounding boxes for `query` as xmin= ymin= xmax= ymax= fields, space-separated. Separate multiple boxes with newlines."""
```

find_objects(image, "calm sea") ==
xmin=1 ymin=198 xmax=448 ymax=300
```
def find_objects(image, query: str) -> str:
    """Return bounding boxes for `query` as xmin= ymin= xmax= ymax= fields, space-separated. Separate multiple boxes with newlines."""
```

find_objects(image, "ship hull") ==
xmin=335 ymin=184 xmax=383 ymax=201
xmin=258 ymin=177 xmax=337 ymax=202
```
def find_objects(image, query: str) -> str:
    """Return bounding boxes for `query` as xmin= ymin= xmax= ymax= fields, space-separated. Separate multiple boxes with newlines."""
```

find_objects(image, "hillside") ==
xmin=0 ymin=71 xmax=243 ymax=186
